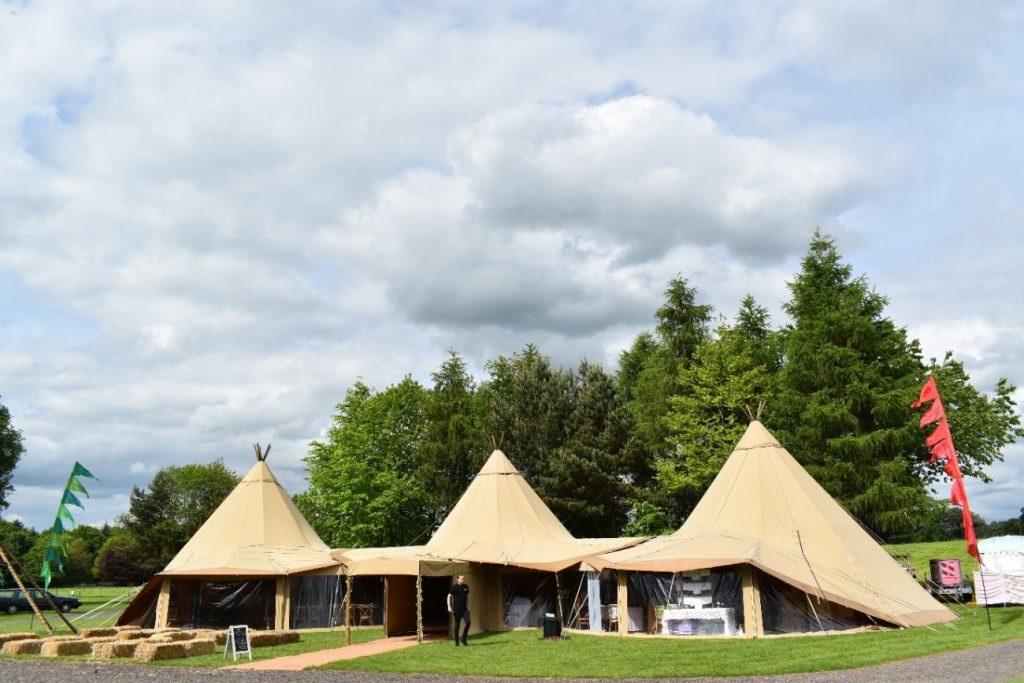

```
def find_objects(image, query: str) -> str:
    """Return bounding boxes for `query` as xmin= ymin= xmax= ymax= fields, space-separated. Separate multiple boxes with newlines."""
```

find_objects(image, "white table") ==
xmin=661 ymin=607 xmax=737 ymax=636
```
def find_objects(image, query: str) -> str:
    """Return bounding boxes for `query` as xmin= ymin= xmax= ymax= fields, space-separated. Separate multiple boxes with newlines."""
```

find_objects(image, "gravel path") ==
xmin=2 ymin=638 xmax=1022 ymax=683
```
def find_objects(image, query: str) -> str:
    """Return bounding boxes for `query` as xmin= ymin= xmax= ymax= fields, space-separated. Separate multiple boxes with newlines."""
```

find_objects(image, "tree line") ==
xmin=296 ymin=232 xmax=1023 ymax=547
xmin=0 ymin=461 xmax=238 ymax=587
xmin=1 ymin=231 xmax=1022 ymax=584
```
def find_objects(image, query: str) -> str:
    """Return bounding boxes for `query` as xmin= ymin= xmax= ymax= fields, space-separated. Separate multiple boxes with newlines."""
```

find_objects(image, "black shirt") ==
xmin=449 ymin=583 xmax=469 ymax=612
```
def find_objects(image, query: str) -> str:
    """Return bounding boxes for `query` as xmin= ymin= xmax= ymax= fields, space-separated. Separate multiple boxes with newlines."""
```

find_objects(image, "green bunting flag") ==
xmin=41 ymin=462 xmax=98 ymax=588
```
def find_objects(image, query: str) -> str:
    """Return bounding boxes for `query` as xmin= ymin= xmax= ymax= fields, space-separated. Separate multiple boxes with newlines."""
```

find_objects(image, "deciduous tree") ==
xmin=296 ymin=378 xmax=432 ymax=548
xmin=119 ymin=460 xmax=239 ymax=573
xmin=0 ymin=397 xmax=24 ymax=510
xmin=417 ymin=351 xmax=489 ymax=525
xmin=658 ymin=296 xmax=781 ymax=524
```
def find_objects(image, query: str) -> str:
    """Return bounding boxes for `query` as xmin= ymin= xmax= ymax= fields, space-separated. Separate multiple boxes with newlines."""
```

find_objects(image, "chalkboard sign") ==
xmin=223 ymin=624 xmax=252 ymax=661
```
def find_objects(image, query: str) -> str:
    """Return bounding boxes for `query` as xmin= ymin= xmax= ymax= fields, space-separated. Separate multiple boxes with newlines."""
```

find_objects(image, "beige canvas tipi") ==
xmin=118 ymin=450 xmax=340 ymax=630
xmin=598 ymin=421 xmax=955 ymax=633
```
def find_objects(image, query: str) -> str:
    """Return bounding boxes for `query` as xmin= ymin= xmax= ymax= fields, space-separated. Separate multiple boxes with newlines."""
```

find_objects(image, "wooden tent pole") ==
xmin=345 ymin=574 xmax=352 ymax=645
xmin=554 ymin=571 xmax=564 ymax=629
xmin=416 ymin=571 xmax=423 ymax=644
xmin=617 ymin=570 xmax=628 ymax=635
xmin=0 ymin=544 xmax=56 ymax=634
xmin=741 ymin=565 xmax=763 ymax=638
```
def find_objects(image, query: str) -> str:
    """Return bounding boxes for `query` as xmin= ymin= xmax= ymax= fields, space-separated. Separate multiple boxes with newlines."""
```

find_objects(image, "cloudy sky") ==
xmin=2 ymin=1 xmax=1022 ymax=533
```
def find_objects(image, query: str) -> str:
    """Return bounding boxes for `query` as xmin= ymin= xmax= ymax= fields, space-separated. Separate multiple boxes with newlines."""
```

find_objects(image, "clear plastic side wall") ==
xmin=349 ymin=576 xmax=385 ymax=626
xmin=628 ymin=569 xmax=744 ymax=635
xmin=561 ymin=571 xmax=603 ymax=631
xmin=758 ymin=572 xmax=876 ymax=634
xmin=560 ymin=570 xmax=619 ymax=632
xmin=501 ymin=572 xmax=555 ymax=628
xmin=289 ymin=574 xmax=346 ymax=629
xmin=166 ymin=579 xmax=276 ymax=630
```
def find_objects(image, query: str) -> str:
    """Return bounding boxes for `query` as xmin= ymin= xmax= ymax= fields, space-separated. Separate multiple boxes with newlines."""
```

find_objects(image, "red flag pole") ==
xmin=912 ymin=377 xmax=990 ymax=629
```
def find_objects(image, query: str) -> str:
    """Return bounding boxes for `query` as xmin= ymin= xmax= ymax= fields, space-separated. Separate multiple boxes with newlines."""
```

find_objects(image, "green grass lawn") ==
xmin=0 ymin=586 xmax=138 ymax=635
xmin=150 ymin=627 xmax=384 ymax=667
xmin=884 ymin=540 xmax=981 ymax=582
xmin=0 ymin=545 xmax=1014 ymax=679
xmin=323 ymin=607 xmax=1024 ymax=678
xmin=0 ymin=626 xmax=385 ymax=667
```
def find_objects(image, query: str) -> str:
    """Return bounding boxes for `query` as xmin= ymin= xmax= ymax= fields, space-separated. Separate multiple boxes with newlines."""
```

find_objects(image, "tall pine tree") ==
xmin=773 ymin=232 xmax=935 ymax=539
xmin=620 ymin=278 xmax=713 ymax=533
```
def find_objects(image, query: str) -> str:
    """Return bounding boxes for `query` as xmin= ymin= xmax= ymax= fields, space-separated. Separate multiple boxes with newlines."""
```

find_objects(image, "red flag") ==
xmin=911 ymin=376 xmax=939 ymax=408
xmin=925 ymin=421 xmax=951 ymax=449
xmin=925 ymin=421 xmax=955 ymax=462
xmin=944 ymin=457 xmax=961 ymax=481
xmin=919 ymin=399 xmax=945 ymax=427
xmin=929 ymin=438 xmax=956 ymax=463
xmin=912 ymin=377 xmax=981 ymax=565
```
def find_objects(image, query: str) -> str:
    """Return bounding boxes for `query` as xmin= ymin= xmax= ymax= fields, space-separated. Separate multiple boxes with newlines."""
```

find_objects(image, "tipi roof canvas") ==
xmin=161 ymin=460 xmax=337 ymax=577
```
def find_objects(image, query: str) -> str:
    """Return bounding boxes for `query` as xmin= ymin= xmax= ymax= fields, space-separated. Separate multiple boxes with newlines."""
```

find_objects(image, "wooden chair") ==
xmin=604 ymin=604 xmax=619 ymax=632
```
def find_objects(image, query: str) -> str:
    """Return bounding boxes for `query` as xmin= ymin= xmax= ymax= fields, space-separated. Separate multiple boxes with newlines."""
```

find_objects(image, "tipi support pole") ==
xmin=329 ymin=571 xmax=343 ymax=631
xmin=275 ymin=576 xmax=289 ymax=630
xmin=978 ymin=566 xmax=992 ymax=631
xmin=554 ymin=571 xmax=563 ymax=630
xmin=416 ymin=572 xmax=423 ymax=644
xmin=345 ymin=575 xmax=352 ymax=645
xmin=617 ymin=570 xmax=628 ymax=636
xmin=154 ymin=579 xmax=170 ymax=629
xmin=741 ymin=565 xmax=762 ymax=638
xmin=0 ymin=544 xmax=55 ymax=634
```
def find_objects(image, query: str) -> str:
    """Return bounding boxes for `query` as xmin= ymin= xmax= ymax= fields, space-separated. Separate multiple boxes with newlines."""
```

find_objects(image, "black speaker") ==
xmin=542 ymin=613 xmax=561 ymax=638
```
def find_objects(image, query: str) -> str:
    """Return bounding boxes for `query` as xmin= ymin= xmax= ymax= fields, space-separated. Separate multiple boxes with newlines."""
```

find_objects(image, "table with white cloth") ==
xmin=661 ymin=607 xmax=737 ymax=636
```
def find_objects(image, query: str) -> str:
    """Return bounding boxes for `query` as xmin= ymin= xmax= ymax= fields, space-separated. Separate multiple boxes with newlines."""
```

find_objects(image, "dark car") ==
xmin=0 ymin=588 xmax=82 ymax=614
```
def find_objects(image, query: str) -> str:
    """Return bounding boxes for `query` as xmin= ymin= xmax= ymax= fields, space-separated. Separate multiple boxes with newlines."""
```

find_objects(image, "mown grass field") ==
xmin=324 ymin=607 xmax=1024 ymax=678
xmin=884 ymin=540 xmax=981 ymax=584
xmin=0 ymin=538 xmax=1017 ymax=679
xmin=0 ymin=586 xmax=137 ymax=635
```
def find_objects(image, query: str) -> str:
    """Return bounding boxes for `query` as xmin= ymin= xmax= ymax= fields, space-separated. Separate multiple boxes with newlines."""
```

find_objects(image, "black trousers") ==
xmin=452 ymin=607 xmax=470 ymax=642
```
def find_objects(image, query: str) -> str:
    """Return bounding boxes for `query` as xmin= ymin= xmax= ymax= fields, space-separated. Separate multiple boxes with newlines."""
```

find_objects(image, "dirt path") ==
xmin=226 ymin=634 xmax=428 ymax=670
xmin=1 ymin=637 xmax=1022 ymax=682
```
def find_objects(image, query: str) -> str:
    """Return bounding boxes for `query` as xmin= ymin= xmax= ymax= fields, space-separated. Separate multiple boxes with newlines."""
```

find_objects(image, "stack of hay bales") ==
xmin=22 ymin=625 xmax=304 ymax=662
xmin=133 ymin=627 xmax=219 ymax=662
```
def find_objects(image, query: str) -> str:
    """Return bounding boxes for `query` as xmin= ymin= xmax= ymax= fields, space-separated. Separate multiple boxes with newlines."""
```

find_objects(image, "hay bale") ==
xmin=163 ymin=630 xmax=197 ymax=642
xmin=213 ymin=631 xmax=227 ymax=646
xmin=91 ymin=641 xmax=140 ymax=659
xmin=40 ymin=639 xmax=92 ymax=656
xmin=114 ymin=625 xmax=141 ymax=632
xmin=80 ymin=627 xmax=119 ymax=638
xmin=42 ymin=635 xmax=80 ymax=642
xmin=115 ymin=629 xmax=154 ymax=641
xmin=249 ymin=629 xmax=299 ymax=647
xmin=134 ymin=641 xmax=187 ymax=662
xmin=184 ymin=639 xmax=216 ymax=657
xmin=0 ymin=632 xmax=39 ymax=646
xmin=86 ymin=637 xmax=118 ymax=647
xmin=147 ymin=635 xmax=174 ymax=644
xmin=3 ymin=639 xmax=43 ymax=655
xmin=192 ymin=629 xmax=220 ymax=641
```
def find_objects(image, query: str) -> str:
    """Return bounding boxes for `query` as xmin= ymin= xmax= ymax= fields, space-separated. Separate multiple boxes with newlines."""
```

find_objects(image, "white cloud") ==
xmin=0 ymin=1 xmax=1021 ymax=531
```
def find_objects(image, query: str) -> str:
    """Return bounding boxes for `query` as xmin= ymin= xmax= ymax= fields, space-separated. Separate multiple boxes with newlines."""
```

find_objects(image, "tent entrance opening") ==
xmin=421 ymin=576 xmax=450 ymax=634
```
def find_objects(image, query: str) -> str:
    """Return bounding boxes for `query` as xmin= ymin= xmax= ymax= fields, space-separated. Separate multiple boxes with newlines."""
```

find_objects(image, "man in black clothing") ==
xmin=447 ymin=574 xmax=470 ymax=645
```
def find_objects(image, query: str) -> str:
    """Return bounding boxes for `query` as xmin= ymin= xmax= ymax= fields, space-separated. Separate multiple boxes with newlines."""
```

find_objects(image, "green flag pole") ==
xmin=41 ymin=462 xmax=98 ymax=589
